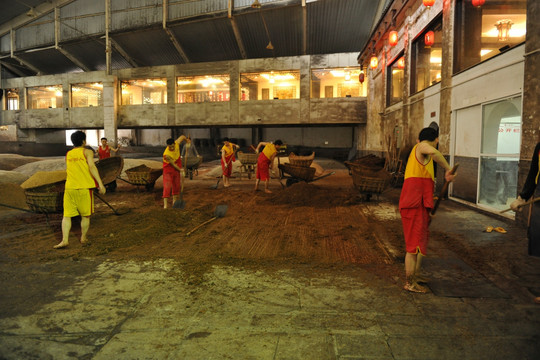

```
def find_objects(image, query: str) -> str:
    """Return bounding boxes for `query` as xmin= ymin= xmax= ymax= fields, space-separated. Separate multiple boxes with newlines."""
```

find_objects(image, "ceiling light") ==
xmin=251 ymin=0 xmax=262 ymax=9
xmin=26 ymin=8 xmax=35 ymax=17
xmin=266 ymin=41 xmax=274 ymax=50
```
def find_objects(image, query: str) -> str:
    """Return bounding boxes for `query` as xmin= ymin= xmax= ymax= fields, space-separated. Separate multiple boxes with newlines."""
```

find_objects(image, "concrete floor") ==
xmin=1 ymin=159 xmax=539 ymax=359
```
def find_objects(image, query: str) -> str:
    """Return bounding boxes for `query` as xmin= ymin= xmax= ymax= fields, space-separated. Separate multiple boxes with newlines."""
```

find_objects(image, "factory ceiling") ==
xmin=0 ymin=0 xmax=390 ymax=78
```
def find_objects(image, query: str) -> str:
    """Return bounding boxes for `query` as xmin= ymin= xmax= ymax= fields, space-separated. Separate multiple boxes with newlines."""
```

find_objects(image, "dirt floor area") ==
xmin=0 ymin=164 xmax=407 ymax=286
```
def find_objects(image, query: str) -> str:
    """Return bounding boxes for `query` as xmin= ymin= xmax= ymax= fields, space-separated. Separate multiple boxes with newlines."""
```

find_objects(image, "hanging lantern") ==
xmin=471 ymin=0 xmax=485 ymax=7
xmin=359 ymin=72 xmax=365 ymax=84
xmin=370 ymin=56 xmax=378 ymax=69
xmin=424 ymin=30 xmax=435 ymax=48
xmin=388 ymin=31 xmax=398 ymax=46
xmin=423 ymin=0 xmax=435 ymax=8
xmin=397 ymin=57 xmax=405 ymax=69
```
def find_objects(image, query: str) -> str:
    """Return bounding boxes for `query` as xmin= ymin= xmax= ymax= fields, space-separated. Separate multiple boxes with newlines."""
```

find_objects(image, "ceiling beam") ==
xmin=0 ymin=0 xmax=76 ymax=37
xmin=163 ymin=0 xmax=190 ymax=63
xmin=302 ymin=0 xmax=307 ymax=55
xmin=0 ymin=60 xmax=28 ymax=77
xmin=10 ymin=29 xmax=42 ymax=75
xmin=55 ymin=7 xmax=90 ymax=72
xmin=229 ymin=1 xmax=247 ymax=59
xmin=110 ymin=38 xmax=140 ymax=68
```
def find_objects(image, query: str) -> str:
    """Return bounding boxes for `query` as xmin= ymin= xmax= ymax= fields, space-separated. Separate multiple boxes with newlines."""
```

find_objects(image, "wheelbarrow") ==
xmin=182 ymin=154 xmax=203 ymax=180
xmin=278 ymin=163 xmax=335 ymax=187
xmin=237 ymin=151 xmax=258 ymax=179
xmin=118 ymin=164 xmax=163 ymax=191
xmin=350 ymin=166 xmax=391 ymax=201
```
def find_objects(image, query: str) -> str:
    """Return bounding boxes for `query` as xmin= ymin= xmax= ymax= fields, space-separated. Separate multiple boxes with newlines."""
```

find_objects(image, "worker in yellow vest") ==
xmin=399 ymin=127 xmax=455 ymax=293
xmin=54 ymin=130 xmax=106 ymax=249
xmin=254 ymin=140 xmax=283 ymax=193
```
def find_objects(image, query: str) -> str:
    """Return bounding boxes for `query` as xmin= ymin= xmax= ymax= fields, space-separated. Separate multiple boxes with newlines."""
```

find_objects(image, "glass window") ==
xmin=387 ymin=55 xmax=405 ymax=106
xmin=27 ymin=85 xmax=63 ymax=109
xmin=240 ymin=71 xmax=300 ymax=100
xmin=71 ymin=83 xmax=103 ymax=107
xmin=311 ymin=68 xmax=364 ymax=98
xmin=454 ymin=0 xmax=526 ymax=73
xmin=177 ymin=75 xmax=230 ymax=103
xmin=478 ymin=96 xmax=521 ymax=211
xmin=121 ymin=79 xmax=167 ymax=105
xmin=411 ymin=17 xmax=442 ymax=93
xmin=5 ymin=89 xmax=19 ymax=110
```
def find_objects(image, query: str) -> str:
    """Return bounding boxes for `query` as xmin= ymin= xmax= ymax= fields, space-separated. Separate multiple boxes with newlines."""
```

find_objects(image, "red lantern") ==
xmin=388 ymin=31 xmax=398 ymax=46
xmin=471 ymin=0 xmax=485 ymax=7
xmin=370 ymin=56 xmax=378 ymax=69
xmin=423 ymin=0 xmax=435 ymax=7
xmin=424 ymin=30 xmax=435 ymax=48
xmin=397 ymin=57 xmax=405 ymax=69
xmin=359 ymin=72 xmax=365 ymax=84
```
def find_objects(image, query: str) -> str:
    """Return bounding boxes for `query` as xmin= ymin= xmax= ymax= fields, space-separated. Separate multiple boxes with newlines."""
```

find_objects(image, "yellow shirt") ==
xmin=65 ymin=147 xmax=97 ymax=189
xmin=404 ymin=144 xmax=434 ymax=181
xmin=222 ymin=143 xmax=234 ymax=157
xmin=262 ymin=143 xmax=277 ymax=160
xmin=163 ymin=144 xmax=181 ymax=170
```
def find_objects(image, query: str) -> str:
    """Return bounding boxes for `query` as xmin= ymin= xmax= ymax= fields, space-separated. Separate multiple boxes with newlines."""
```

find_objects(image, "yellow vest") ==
xmin=222 ymin=143 xmax=234 ymax=157
xmin=404 ymin=144 xmax=434 ymax=181
xmin=65 ymin=147 xmax=97 ymax=189
xmin=262 ymin=143 xmax=277 ymax=160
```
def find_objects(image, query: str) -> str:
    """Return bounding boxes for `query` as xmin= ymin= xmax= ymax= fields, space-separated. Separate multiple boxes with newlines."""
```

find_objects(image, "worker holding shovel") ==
xmin=254 ymin=139 xmax=283 ymax=193
xmin=399 ymin=127 xmax=456 ymax=293
xmin=220 ymin=138 xmax=239 ymax=188
xmin=163 ymin=134 xmax=190 ymax=209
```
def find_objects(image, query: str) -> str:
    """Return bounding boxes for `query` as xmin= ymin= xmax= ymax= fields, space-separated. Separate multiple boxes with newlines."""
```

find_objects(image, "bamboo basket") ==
xmin=288 ymin=152 xmax=315 ymax=167
xmin=351 ymin=167 xmax=390 ymax=194
xmin=95 ymin=156 xmax=124 ymax=185
xmin=238 ymin=151 xmax=258 ymax=165
xmin=279 ymin=163 xmax=316 ymax=182
xmin=125 ymin=165 xmax=163 ymax=185
xmin=24 ymin=182 xmax=65 ymax=214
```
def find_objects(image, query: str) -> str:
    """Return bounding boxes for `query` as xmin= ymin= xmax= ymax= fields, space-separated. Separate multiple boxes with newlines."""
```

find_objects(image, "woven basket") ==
xmin=289 ymin=152 xmax=315 ymax=167
xmin=238 ymin=151 xmax=258 ymax=165
xmin=126 ymin=165 xmax=163 ymax=185
xmin=182 ymin=155 xmax=203 ymax=169
xmin=351 ymin=168 xmax=390 ymax=194
xmin=95 ymin=156 xmax=124 ymax=185
xmin=24 ymin=182 xmax=65 ymax=214
xmin=279 ymin=163 xmax=316 ymax=181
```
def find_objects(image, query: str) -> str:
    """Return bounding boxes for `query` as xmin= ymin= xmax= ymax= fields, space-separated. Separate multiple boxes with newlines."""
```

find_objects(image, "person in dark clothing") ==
xmin=510 ymin=141 xmax=540 ymax=304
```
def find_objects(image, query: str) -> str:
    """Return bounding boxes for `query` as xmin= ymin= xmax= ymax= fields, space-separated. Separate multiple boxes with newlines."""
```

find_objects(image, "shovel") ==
xmin=186 ymin=204 xmax=228 ymax=235
xmin=211 ymin=147 xmax=237 ymax=189
xmin=174 ymin=142 xmax=190 ymax=208
xmin=94 ymin=191 xmax=130 ymax=215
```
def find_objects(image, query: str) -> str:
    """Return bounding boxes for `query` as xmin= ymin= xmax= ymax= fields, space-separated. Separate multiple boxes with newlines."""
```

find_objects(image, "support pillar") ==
xmin=103 ymin=77 xmax=118 ymax=144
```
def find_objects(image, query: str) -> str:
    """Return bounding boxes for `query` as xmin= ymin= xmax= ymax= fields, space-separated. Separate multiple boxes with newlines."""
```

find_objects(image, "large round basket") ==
xmin=95 ymin=156 xmax=124 ymax=185
xmin=24 ymin=182 xmax=65 ymax=214
xmin=125 ymin=165 xmax=163 ymax=186
xmin=288 ymin=152 xmax=315 ymax=167
xmin=238 ymin=151 xmax=258 ymax=165
xmin=279 ymin=163 xmax=316 ymax=181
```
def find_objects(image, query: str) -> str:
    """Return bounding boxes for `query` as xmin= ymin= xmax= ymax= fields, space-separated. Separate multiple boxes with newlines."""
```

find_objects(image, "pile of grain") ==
xmin=20 ymin=170 xmax=66 ymax=190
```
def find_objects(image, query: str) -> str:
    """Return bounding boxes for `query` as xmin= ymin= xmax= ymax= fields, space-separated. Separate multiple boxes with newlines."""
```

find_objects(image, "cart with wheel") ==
xmin=278 ymin=162 xmax=335 ymax=187
xmin=119 ymin=164 xmax=163 ymax=191
xmin=237 ymin=151 xmax=258 ymax=179
xmin=350 ymin=166 xmax=391 ymax=201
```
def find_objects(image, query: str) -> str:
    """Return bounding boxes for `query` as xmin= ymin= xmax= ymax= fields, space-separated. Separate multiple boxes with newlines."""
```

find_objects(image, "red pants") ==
xmin=256 ymin=154 xmax=271 ymax=181
xmin=400 ymin=206 xmax=430 ymax=255
xmin=221 ymin=155 xmax=234 ymax=177
xmin=162 ymin=170 xmax=180 ymax=198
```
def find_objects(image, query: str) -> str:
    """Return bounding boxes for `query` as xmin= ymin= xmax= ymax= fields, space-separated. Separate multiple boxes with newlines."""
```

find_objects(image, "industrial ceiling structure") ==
xmin=0 ymin=0 xmax=390 ymax=78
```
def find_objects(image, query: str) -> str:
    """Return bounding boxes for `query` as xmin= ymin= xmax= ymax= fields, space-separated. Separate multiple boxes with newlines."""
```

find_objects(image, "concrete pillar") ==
xmin=167 ymin=67 xmax=176 ymax=126
xmin=229 ymin=61 xmax=239 ymax=123
xmin=300 ymin=55 xmax=310 ymax=124
xmin=438 ymin=0 xmax=454 ymax=155
xmin=103 ymin=77 xmax=118 ymax=144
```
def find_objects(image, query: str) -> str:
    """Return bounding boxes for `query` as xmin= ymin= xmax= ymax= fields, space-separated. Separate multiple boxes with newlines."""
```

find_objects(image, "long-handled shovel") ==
xmin=499 ymin=197 xmax=540 ymax=213
xmin=430 ymin=163 xmax=459 ymax=220
xmin=186 ymin=204 xmax=228 ymax=235
xmin=174 ymin=142 xmax=190 ymax=209
xmin=211 ymin=147 xmax=237 ymax=189
xmin=94 ymin=191 xmax=130 ymax=215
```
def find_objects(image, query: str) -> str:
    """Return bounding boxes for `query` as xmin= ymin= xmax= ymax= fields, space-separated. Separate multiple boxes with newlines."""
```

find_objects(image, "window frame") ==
xmin=410 ymin=16 xmax=443 ymax=95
